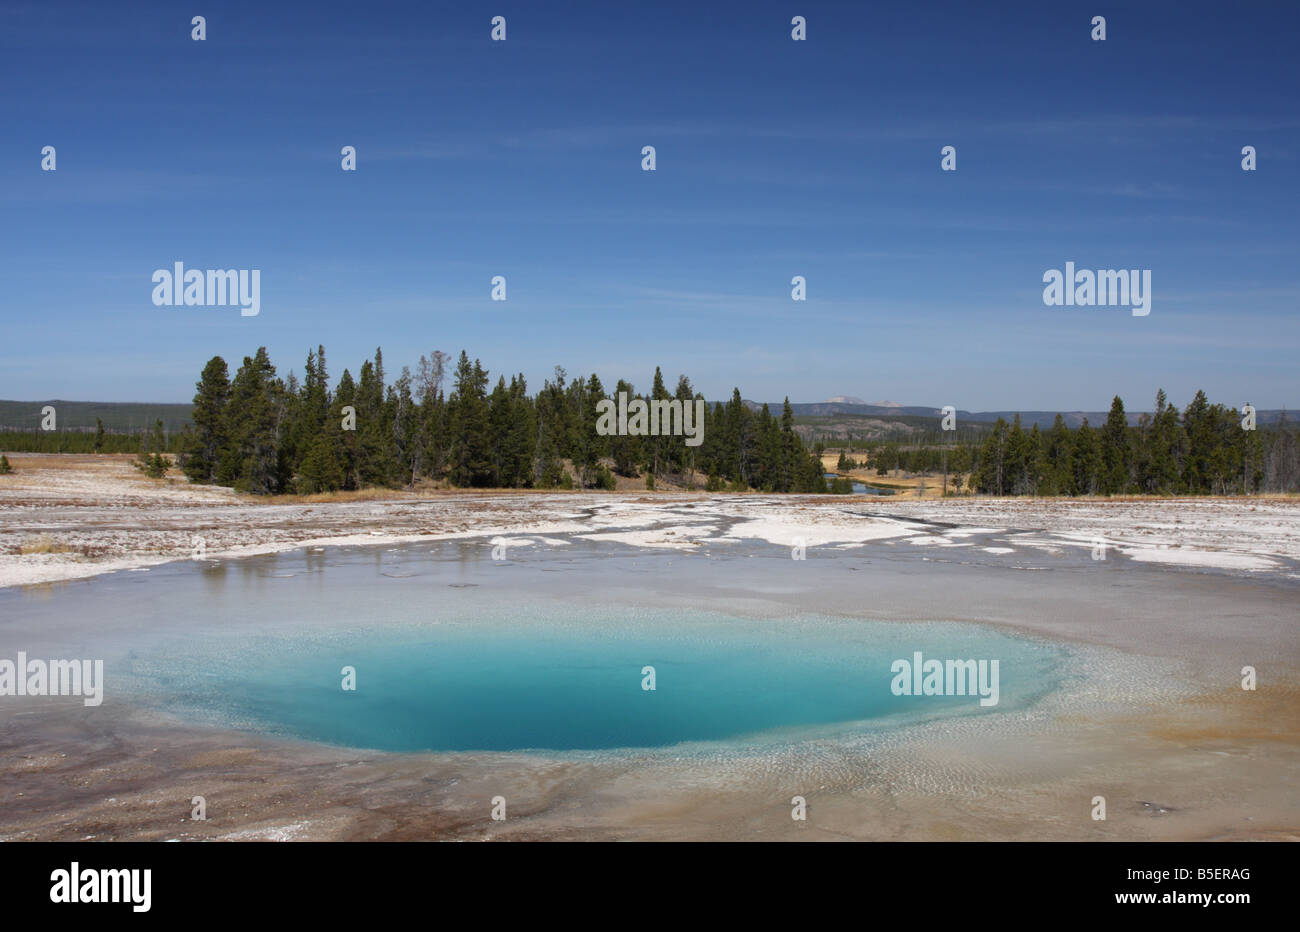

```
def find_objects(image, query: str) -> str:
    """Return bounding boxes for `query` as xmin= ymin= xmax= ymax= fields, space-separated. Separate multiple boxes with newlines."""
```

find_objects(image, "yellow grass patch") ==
xmin=18 ymin=535 xmax=74 ymax=555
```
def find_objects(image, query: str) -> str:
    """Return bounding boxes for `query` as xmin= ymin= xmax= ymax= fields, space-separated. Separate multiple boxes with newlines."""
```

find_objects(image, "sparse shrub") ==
xmin=134 ymin=418 xmax=171 ymax=478
xmin=0 ymin=454 xmax=12 ymax=475
xmin=134 ymin=452 xmax=170 ymax=479
xmin=594 ymin=465 xmax=617 ymax=490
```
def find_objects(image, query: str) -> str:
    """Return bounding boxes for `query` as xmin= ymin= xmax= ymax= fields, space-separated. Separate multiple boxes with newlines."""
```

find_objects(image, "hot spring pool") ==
xmin=1 ymin=542 xmax=1075 ymax=754
xmin=120 ymin=607 xmax=1064 ymax=753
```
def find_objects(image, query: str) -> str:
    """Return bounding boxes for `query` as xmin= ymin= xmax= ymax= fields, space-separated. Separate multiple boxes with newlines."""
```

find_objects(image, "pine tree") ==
xmin=390 ymin=366 xmax=417 ymax=484
xmin=1073 ymin=419 xmax=1101 ymax=495
xmin=1005 ymin=414 xmax=1029 ymax=494
xmin=778 ymin=397 xmax=797 ymax=492
xmin=1139 ymin=389 xmax=1181 ymax=494
xmin=355 ymin=353 xmax=396 ymax=487
xmin=672 ymin=375 xmax=696 ymax=483
xmin=448 ymin=351 xmax=492 ymax=486
xmin=974 ymin=418 xmax=1008 ymax=494
xmin=1182 ymin=390 xmax=1213 ymax=492
xmin=1025 ymin=423 xmax=1044 ymax=495
xmin=286 ymin=345 xmax=331 ymax=481
xmin=332 ymin=368 xmax=359 ymax=489
xmin=1100 ymin=395 xmax=1131 ymax=494
xmin=298 ymin=432 xmax=344 ymax=493
xmin=506 ymin=374 xmax=535 ymax=487
xmin=697 ymin=401 xmax=721 ymax=482
xmin=488 ymin=376 xmax=513 ymax=486
xmin=610 ymin=379 xmax=641 ymax=477
xmin=183 ymin=356 xmax=231 ymax=483
xmin=1043 ymin=413 xmax=1073 ymax=494
xmin=727 ymin=388 xmax=754 ymax=485
xmin=222 ymin=348 xmax=282 ymax=493
xmin=753 ymin=404 xmax=779 ymax=491
xmin=584 ymin=373 xmax=610 ymax=484
xmin=531 ymin=369 xmax=567 ymax=487
xmin=646 ymin=366 xmax=670 ymax=482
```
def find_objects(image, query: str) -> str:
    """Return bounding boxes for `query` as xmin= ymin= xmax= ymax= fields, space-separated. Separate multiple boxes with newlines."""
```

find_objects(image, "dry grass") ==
xmin=264 ymin=486 xmax=434 ymax=504
xmin=18 ymin=536 xmax=74 ymax=555
xmin=0 ymin=453 xmax=137 ymax=470
xmin=819 ymin=453 xmax=966 ymax=499
xmin=261 ymin=485 xmax=629 ymax=504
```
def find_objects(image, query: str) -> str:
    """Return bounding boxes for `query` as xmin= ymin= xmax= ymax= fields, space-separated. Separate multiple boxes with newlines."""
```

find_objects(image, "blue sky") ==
xmin=2 ymin=0 xmax=1297 ymax=411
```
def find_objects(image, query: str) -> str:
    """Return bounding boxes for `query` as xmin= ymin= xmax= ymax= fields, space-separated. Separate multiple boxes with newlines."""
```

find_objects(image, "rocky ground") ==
xmin=1 ymin=453 xmax=1297 ymax=588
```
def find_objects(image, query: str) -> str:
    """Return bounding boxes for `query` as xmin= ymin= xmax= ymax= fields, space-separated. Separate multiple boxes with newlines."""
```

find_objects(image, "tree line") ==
xmin=0 ymin=418 xmax=181 ymax=455
xmin=4 ymin=365 xmax=1295 ymax=497
xmin=848 ymin=390 xmax=1298 ymax=495
xmin=968 ymin=392 xmax=1296 ymax=495
xmin=174 ymin=346 xmax=831 ymax=494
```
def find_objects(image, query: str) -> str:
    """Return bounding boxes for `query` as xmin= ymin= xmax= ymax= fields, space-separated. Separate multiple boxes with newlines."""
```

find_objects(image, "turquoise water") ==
xmin=126 ymin=609 xmax=1064 ymax=753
